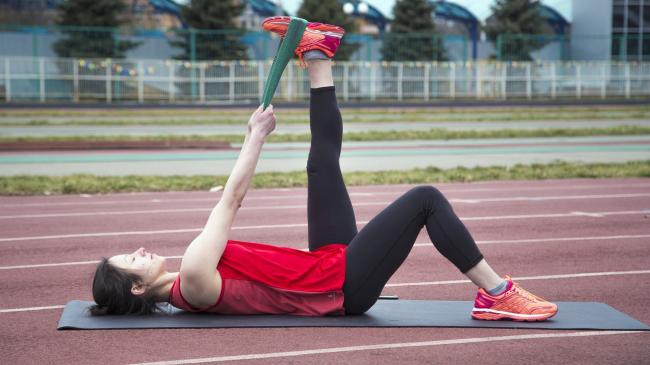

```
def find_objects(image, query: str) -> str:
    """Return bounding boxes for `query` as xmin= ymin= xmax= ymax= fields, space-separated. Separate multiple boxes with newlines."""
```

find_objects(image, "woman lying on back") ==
xmin=91 ymin=17 xmax=557 ymax=321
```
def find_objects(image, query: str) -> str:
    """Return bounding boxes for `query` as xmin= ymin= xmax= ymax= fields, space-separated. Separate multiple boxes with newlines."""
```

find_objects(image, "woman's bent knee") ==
xmin=408 ymin=185 xmax=444 ymax=201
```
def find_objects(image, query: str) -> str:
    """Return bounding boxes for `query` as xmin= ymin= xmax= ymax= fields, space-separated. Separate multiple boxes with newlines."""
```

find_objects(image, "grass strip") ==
xmin=5 ymin=110 xmax=650 ymax=126
xmin=331 ymin=125 xmax=650 ymax=142
xmin=1 ymin=105 xmax=649 ymax=118
xmin=2 ymin=125 xmax=650 ymax=145
xmin=1 ymin=160 xmax=648 ymax=196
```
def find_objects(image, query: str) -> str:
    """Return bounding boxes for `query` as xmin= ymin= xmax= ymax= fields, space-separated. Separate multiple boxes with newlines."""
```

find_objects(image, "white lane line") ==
xmin=0 ymin=259 xmax=101 ymax=269
xmin=450 ymin=193 xmax=650 ymax=203
xmin=0 ymin=202 xmax=388 ymax=220
xmin=3 ymin=193 xmax=649 ymax=220
xmin=0 ymin=305 xmax=65 ymax=313
xmin=571 ymin=211 xmax=606 ymax=218
xmin=1 ymin=182 xmax=648 ymax=208
xmin=130 ymin=331 xmax=644 ymax=365
xmin=461 ymin=210 xmax=645 ymax=221
xmin=0 ymin=228 xmax=204 ymax=242
xmin=0 ymin=256 xmax=185 ymax=270
xmin=0 ymin=222 xmax=313 ymax=243
xmin=3 ymin=234 xmax=650 ymax=271
xmin=1 ymin=209 xmax=647 ymax=243
xmin=0 ymin=208 xmax=212 ymax=219
xmin=384 ymin=270 xmax=650 ymax=287
xmin=3 ymin=270 xmax=649 ymax=313
xmin=422 ymin=234 xmax=650 ymax=247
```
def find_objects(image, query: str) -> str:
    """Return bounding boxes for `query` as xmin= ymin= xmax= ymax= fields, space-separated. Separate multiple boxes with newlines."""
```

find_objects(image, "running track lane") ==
xmin=0 ymin=178 xmax=648 ymax=364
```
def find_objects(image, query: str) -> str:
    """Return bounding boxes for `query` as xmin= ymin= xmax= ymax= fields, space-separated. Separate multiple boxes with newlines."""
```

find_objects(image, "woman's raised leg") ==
xmin=306 ymin=59 xmax=357 ymax=250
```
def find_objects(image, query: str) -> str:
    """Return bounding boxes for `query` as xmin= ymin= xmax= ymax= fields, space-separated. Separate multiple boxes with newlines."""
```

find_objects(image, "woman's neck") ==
xmin=149 ymin=271 xmax=179 ymax=302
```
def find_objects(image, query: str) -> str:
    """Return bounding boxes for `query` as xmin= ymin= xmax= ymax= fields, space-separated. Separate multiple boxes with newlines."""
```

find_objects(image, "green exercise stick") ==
xmin=261 ymin=17 xmax=307 ymax=109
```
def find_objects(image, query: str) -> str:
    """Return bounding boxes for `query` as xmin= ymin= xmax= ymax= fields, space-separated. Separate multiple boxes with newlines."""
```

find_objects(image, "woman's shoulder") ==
xmin=175 ymin=270 xmax=223 ymax=311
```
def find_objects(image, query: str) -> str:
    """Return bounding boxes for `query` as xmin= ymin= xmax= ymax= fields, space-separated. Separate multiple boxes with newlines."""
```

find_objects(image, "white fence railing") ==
xmin=1 ymin=57 xmax=650 ymax=103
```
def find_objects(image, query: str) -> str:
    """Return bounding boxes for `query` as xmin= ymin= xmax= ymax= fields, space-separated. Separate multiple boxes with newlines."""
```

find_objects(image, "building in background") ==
xmin=611 ymin=0 xmax=649 ymax=60
xmin=0 ymin=0 xmax=59 ymax=25
xmin=3 ymin=0 xmax=649 ymax=62
xmin=403 ymin=1 xmax=570 ymax=61
xmin=538 ymin=4 xmax=571 ymax=36
xmin=572 ymin=0 xmax=649 ymax=61
xmin=483 ymin=3 xmax=570 ymax=60
xmin=0 ymin=0 xmax=289 ymax=59
xmin=130 ymin=0 xmax=183 ymax=28
xmin=340 ymin=0 xmax=388 ymax=35
xmin=238 ymin=0 xmax=288 ymax=31
xmin=0 ymin=0 xmax=287 ymax=30
xmin=571 ymin=0 xmax=613 ymax=60
xmin=0 ymin=0 xmax=184 ymax=28
xmin=431 ymin=0 xmax=480 ymax=59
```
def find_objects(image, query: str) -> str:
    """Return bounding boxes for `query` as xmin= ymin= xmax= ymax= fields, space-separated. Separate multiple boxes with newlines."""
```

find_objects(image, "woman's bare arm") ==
xmin=179 ymin=105 xmax=276 ymax=307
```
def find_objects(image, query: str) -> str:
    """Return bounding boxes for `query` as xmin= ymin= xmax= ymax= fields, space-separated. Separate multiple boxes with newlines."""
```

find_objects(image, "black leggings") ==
xmin=306 ymin=87 xmax=484 ymax=315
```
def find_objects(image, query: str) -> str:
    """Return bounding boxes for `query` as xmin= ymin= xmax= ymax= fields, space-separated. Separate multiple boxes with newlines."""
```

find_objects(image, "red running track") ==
xmin=0 ymin=178 xmax=649 ymax=364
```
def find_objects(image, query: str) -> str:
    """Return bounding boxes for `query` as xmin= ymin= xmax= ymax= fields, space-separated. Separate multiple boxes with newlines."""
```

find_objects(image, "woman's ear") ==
xmin=131 ymin=282 xmax=146 ymax=296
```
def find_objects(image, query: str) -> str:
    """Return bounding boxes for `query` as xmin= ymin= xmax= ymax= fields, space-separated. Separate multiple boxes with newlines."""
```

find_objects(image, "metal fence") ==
xmin=2 ymin=57 xmax=649 ymax=103
xmin=4 ymin=26 xmax=650 ymax=62
xmin=496 ymin=34 xmax=650 ymax=61
xmin=0 ymin=25 xmax=471 ymax=62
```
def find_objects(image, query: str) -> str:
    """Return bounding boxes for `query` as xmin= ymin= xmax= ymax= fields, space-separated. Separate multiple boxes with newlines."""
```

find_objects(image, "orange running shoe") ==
xmin=262 ymin=16 xmax=345 ymax=63
xmin=471 ymin=276 xmax=558 ymax=322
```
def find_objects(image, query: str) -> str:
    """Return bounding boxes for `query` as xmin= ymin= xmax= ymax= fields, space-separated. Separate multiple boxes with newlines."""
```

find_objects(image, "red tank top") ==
xmin=168 ymin=240 xmax=347 ymax=316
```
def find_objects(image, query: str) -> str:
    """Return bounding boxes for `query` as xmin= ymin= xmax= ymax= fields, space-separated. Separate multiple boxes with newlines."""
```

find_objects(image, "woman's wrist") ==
xmin=248 ymin=129 xmax=268 ymax=142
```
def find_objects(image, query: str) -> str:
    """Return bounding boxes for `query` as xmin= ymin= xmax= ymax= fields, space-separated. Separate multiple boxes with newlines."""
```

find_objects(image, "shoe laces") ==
xmin=512 ymin=281 xmax=548 ymax=303
xmin=296 ymin=49 xmax=308 ymax=69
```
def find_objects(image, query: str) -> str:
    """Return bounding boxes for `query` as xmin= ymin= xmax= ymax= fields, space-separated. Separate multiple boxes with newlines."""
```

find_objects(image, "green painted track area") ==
xmin=1 ymin=144 xmax=648 ymax=165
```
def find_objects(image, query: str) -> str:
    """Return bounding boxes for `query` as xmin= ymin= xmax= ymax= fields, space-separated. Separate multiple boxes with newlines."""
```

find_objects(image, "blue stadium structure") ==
xmin=246 ymin=0 xmax=287 ymax=17
xmin=539 ymin=4 xmax=570 ymax=35
xmin=430 ymin=1 xmax=569 ymax=59
xmin=430 ymin=1 xmax=480 ymax=59
xmin=136 ymin=0 xmax=181 ymax=17
xmin=0 ymin=0 xmax=182 ymax=20
xmin=136 ymin=0 xmax=290 ymax=25
xmin=338 ymin=0 xmax=388 ymax=33
xmin=0 ymin=0 xmax=287 ymax=28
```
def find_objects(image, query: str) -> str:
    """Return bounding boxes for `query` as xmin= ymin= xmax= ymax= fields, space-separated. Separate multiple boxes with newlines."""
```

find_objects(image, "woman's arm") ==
xmin=179 ymin=105 xmax=276 ymax=307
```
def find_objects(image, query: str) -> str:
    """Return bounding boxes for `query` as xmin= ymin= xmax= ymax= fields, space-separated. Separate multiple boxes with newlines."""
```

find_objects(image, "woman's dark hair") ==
xmin=90 ymin=257 xmax=159 ymax=315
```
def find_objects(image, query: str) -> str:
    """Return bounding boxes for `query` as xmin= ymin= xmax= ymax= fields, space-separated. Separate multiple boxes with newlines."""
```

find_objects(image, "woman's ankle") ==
xmin=307 ymin=59 xmax=334 ymax=88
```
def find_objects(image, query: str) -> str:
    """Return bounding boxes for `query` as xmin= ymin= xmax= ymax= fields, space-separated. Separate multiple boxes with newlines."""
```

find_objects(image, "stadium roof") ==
xmin=248 ymin=0 xmax=288 ymax=16
xmin=0 ymin=0 xmax=289 ymax=22
xmin=431 ymin=0 xmax=479 ymax=24
xmin=142 ymin=0 xmax=289 ymax=19
xmin=145 ymin=0 xmax=181 ymax=16
xmin=539 ymin=3 xmax=569 ymax=34
xmin=338 ymin=0 xmax=388 ymax=31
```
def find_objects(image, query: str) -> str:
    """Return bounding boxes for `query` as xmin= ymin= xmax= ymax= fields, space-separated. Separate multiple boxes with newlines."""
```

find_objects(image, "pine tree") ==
xmin=173 ymin=0 xmax=248 ymax=60
xmin=381 ymin=0 xmax=446 ymax=61
xmin=484 ymin=0 xmax=547 ymax=61
xmin=297 ymin=0 xmax=358 ymax=61
xmin=53 ymin=0 xmax=138 ymax=58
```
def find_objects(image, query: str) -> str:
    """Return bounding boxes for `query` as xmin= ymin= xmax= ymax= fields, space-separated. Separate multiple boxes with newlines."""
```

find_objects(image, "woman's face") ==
xmin=109 ymin=247 xmax=167 ymax=287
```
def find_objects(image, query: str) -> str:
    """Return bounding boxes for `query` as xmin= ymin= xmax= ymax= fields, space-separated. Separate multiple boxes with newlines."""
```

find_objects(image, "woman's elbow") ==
xmin=218 ymin=193 xmax=243 ymax=211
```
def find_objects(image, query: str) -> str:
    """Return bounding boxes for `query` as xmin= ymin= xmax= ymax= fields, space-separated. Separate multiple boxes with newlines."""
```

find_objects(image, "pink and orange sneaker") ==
xmin=471 ymin=276 xmax=558 ymax=322
xmin=262 ymin=16 xmax=345 ymax=63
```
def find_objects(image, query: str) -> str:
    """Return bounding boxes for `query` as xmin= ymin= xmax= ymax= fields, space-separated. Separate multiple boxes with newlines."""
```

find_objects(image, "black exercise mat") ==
xmin=57 ymin=300 xmax=650 ymax=331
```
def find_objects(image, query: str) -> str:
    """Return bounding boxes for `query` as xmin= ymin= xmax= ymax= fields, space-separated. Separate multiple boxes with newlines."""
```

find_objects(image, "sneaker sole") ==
xmin=471 ymin=308 xmax=557 ymax=322
xmin=263 ymin=16 xmax=344 ymax=38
